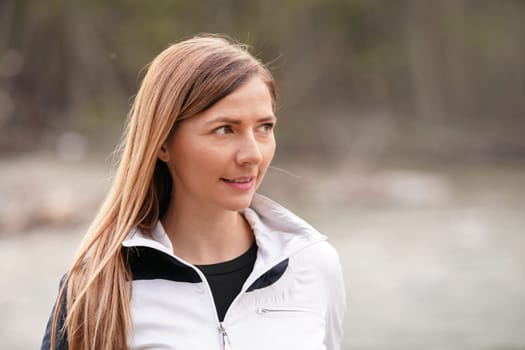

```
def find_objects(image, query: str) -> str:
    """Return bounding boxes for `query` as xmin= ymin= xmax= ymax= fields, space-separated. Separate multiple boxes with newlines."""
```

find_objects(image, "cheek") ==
xmin=262 ymin=139 xmax=276 ymax=167
xmin=173 ymin=148 xmax=217 ymax=176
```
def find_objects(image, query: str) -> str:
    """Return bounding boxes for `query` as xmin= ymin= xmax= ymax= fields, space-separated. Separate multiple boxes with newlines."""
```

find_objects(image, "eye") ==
xmin=214 ymin=125 xmax=233 ymax=135
xmin=259 ymin=123 xmax=275 ymax=133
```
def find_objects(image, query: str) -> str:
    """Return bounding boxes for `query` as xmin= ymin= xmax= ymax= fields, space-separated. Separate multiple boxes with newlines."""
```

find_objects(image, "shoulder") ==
xmin=294 ymin=240 xmax=343 ymax=280
xmin=285 ymin=239 xmax=346 ymax=315
xmin=41 ymin=274 xmax=69 ymax=350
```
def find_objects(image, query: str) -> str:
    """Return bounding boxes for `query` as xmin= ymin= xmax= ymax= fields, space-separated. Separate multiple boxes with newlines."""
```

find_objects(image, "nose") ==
xmin=236 ymin=133 xmax=263 ymax=166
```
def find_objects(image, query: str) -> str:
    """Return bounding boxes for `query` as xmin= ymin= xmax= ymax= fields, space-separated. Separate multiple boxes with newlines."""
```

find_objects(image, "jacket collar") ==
xmin=243 ymin=194 xmax=326 ymax=268
xmin=122 ymin=194 xmax=326 ymax=269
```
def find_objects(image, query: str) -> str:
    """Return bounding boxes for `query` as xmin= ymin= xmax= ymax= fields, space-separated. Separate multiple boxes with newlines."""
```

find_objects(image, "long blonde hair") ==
xmin=50 ymin=34 xmax=276 ymax=350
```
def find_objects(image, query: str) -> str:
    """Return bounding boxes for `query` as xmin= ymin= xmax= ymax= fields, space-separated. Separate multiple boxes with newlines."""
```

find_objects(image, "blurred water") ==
xmin=1 ymin=156 xmax=524 ymax=350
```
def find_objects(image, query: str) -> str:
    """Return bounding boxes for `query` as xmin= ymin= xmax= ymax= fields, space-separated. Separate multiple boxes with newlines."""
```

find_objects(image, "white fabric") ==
xmin=122 ymin=194 xmax=346 ymax=350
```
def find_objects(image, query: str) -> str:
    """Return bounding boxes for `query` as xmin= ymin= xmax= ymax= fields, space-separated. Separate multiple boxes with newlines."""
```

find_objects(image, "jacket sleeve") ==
xmin=322 ymin=244 xmax=347 ymax=350
xmin=41 ymin=275 xmax=68 ymax=350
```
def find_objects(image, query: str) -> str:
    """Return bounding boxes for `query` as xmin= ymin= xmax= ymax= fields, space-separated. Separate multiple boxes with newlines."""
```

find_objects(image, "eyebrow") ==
xmin=206 ymin=115 xmax=277 ymax=125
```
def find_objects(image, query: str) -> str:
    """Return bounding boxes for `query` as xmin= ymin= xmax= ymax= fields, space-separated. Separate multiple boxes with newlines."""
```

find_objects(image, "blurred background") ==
xmin=1 ymin=0 xmax=524 ymax=349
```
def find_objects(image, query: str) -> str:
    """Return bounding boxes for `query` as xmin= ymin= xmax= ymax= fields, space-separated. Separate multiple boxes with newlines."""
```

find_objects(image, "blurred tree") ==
xmin=0 ymin=0 xmax=523 ymax=160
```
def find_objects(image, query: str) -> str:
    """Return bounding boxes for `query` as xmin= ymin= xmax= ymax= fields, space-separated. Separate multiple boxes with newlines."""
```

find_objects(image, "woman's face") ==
xmin=159 ymin=76 xmax=276 ymax=213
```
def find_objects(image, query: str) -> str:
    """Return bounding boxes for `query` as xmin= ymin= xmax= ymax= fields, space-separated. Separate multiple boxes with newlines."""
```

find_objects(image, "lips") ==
xmin=221 ymin=176 xmax=256 ymax=190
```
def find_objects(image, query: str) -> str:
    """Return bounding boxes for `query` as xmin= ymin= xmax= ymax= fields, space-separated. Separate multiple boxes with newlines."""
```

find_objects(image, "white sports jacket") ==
xmin=42 ymin=194 xmax=346 ymax=350
xmin=123 ymin=194 xmax=346 ymax=350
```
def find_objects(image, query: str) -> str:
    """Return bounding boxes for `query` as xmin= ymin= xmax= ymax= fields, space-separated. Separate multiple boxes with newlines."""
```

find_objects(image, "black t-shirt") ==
xmin=196 ymin=241 xmax=258 ymax=321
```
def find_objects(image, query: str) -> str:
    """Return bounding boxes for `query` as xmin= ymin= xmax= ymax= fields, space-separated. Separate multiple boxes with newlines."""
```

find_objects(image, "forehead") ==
xmin=206 ymin=77 xmax=274 ymax=115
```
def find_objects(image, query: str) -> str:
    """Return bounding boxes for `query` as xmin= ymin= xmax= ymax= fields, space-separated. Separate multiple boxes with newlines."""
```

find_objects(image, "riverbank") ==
xmin=1 ymin=155 xmax=524 ymax=349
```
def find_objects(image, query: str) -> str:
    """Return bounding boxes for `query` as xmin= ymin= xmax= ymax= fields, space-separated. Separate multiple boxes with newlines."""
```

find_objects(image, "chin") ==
xmin=219 ymin=195 xmax=255 ymax=212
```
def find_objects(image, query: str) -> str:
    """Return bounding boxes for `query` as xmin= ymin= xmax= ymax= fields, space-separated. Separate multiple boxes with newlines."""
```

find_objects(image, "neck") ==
xmin=161 ymin=199 xmax=254 ymax=265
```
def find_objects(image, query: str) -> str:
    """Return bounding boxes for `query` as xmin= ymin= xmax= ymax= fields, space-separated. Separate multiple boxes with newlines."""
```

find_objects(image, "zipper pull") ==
xmin=219 ymin=322 xmax=233 ymax=350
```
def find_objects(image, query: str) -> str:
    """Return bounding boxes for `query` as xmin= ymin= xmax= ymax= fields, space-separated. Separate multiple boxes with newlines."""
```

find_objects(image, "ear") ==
xmin=158 ymin=141 xmax=170 ymax=162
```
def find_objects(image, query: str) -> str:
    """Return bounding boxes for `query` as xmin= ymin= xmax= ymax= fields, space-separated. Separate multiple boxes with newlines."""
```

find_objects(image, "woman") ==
xmin=42 ymin=34 xmax=346 ymax=350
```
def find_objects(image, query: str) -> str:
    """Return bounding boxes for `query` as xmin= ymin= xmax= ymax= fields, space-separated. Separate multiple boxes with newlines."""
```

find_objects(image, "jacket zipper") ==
xmin=149 ymin=251 xmax=234 ymax=350
xmin=256 ymin=307 xmax=316 ymax=314
xmin=219 ymin=322 xmax=233 ymax=350
xmin=190 ymin=267 xmax=233 ymax=350
xmin=174 ymin=260 xmax=235 ymax=350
